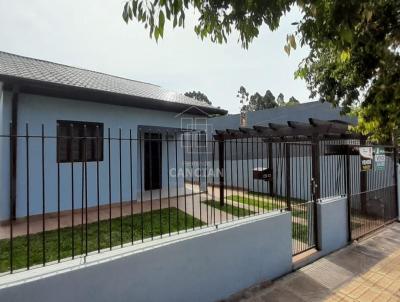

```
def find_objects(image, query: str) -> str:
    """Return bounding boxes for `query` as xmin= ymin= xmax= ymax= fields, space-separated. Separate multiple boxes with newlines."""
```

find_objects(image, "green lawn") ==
xmin=0 ymin=208 xmax=202 ymax=273
xmin=228 ymin=194 xmax=312 ymax=219
xmin=292 ymin=222 xmax=312 ymax=243
xmin=203 ymin=200 xmax=255 ymax=217
xmin=227 ymin=195 xmax=283 ymax=212
xmin=247 ymin=192 xmax=306 ymax=204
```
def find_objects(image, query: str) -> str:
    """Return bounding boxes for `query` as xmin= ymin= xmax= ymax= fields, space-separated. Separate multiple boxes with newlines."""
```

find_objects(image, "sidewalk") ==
xmin=224 ymin=222 xmax=400 ymax=302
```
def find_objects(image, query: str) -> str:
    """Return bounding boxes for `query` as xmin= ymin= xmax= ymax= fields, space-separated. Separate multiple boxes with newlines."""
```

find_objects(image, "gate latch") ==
xmin=311 ymin=178 xmax=318 ymax=197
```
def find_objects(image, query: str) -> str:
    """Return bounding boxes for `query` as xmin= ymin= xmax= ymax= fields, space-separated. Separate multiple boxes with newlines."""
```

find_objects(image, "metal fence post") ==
xmin=346 ymin=151 xmax=352 ymax=241
xmin=311 ymin=136 xmax=320 ymax=250
xmin=268 ymin=142 xmax=274 ymax=197
xmin=218 ymin=139 xmax=225 ymax=206
xmin=285 ymin=143 xmax=291 ymax=211
xmin=393 ymin=137 xmax=399 ymax=221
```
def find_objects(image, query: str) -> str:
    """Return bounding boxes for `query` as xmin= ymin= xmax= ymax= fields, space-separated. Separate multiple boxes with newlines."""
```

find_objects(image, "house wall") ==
xmin=0 ymin=92 xmax=201 ymax=220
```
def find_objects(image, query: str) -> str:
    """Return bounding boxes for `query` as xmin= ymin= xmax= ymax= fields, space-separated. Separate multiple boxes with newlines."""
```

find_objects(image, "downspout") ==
xmin=10 ymin=85 xmax=19 ymax=220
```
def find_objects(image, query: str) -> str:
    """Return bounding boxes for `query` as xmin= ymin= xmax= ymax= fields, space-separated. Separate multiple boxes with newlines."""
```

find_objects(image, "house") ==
xmin=0 ymin=51 xmax=226 ymax=221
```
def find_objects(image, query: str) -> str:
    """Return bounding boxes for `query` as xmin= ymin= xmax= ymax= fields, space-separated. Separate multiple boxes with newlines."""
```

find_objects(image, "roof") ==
xmin=0 ymin=51 xmax=226 ymax=115
xmin=208 ymin=101 xmax=356 ymax=131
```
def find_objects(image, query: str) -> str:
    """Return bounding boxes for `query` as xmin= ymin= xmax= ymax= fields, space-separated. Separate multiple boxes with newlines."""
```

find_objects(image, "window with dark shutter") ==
xmin=57 ymin=121 xmax=104 ymax=163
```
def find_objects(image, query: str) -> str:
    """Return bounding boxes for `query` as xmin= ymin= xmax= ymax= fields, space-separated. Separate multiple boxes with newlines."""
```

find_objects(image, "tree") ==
xmin=237 ymin=86 xmax=250 ymax=113
xmin=184 ymin=91 xmax=212 ymax=105
xmin=287 ymin=96 xmax=300 ymax=106
xmin=277 ymin=93 xmax=285 ymax=107
xmin=238 ymin=87 xmax=299 ymax=111
xmin=238 ymin=89 xmax=278 ymax=112
xmin=122 ymin=0 xmax=400 ymax=141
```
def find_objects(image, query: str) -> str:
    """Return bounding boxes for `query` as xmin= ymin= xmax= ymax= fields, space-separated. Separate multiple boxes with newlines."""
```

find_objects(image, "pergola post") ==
xmin=360 ymin=138 xmax=367 ymax=214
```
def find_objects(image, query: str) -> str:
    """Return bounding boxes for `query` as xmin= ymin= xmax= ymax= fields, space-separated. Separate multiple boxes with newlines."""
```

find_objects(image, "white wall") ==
xmin=317 ymin=196 xmax=348 ymax=255
xmin=0 ymin=92 xmax=202 ymax=220
xmin=0 ymin=212 xmax=292 ymax=302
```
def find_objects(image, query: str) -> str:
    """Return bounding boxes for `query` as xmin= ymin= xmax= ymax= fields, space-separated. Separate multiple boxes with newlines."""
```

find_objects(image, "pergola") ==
xmin=212 ymin=118 xmax=361 ymax=205
xmin=213 ymin=118 xmax=360 ymax=141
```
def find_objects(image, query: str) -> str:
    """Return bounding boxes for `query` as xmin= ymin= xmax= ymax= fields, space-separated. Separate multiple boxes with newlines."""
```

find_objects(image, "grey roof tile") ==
xmin=0 ymin=51 xmax=222 ymax=112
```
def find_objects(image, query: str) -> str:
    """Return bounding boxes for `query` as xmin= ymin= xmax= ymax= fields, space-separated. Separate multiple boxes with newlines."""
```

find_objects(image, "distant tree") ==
xmin=262 ymin=90 xmax=278 ymax=109
xmin=287 ymin=96 xmax=300 ymax=106
xmin=237 ymin=86 xmax=250 ymax=113
xmin=184 ymin=91 xmax=212 ymax=105
xmin=238 ymin=87 xmax=300 ymax=111
xmin=277 ymin=93 xmax=285 ymax=107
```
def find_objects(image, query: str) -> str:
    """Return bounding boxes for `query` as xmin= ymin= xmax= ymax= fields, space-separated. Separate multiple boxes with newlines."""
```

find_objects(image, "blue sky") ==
xmin=0 ymin=0 xmax=311 ymax=114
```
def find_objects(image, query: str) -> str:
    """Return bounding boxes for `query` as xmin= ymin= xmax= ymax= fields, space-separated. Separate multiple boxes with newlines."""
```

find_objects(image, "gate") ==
xmin=347 ymin=145 xmax=398 ymax=240
xmin=286 ymin=142 xmax=317 ymax=255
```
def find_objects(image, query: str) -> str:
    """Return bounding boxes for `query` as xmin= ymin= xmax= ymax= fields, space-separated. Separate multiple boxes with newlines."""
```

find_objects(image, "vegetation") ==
xmin=228 ymin=194 xmax=308 ymax=218
xmin=292 ymin=222 xmax=310 ymax=244
xmin=203 ymin=200 xmax=254 ymax=217
xmin=0 ymin=208 xmax=202 ymax=272
xmin=184 ymin=91 xmax=212 ymax=105
xmin=228 ymin=194 xmax=282 ymax=212
xmin=122 ymin=0 xmax=400 ymax=141
xmin=237 ymin=86 xmax=300 ymax=112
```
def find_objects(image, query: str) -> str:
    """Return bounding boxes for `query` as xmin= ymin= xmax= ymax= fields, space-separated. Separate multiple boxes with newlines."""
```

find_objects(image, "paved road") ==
xmin=225 ymin=222 xmax=400 ymax=302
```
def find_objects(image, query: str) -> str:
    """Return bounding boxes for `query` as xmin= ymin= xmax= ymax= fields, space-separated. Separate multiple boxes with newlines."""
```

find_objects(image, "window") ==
xmin=144 ymin=133 xmax=162 ymax=190
xmin=57 ymin=120 xmax=104 ymax=163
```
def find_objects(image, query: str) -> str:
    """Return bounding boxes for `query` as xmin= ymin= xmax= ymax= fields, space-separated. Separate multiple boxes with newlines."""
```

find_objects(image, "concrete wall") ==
xmin=317 ymin=195 xmax=348 ymax=255
xmin=0 ymin=212 xmax=292 ymax=302
xmin=0 ymin=92 xmax=202 ymax=220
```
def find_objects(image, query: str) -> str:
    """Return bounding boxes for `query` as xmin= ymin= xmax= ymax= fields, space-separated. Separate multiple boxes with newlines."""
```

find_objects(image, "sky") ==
xmin=0 ymin=0 xmax=311 ymax=114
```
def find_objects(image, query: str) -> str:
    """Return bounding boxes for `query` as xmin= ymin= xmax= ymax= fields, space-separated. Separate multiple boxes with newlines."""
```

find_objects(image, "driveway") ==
xmin=224 ymin=222 xmax=400 ymax=302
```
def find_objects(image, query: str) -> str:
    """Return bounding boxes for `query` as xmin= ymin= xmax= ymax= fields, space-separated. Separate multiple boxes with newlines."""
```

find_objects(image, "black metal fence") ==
xmin=347 ymin=145 xmax=398 ymax=240
xmin=0 ymin=125 xmax=292 ymax=274
xmin=0 ymin=124 xmax=398 ymax=274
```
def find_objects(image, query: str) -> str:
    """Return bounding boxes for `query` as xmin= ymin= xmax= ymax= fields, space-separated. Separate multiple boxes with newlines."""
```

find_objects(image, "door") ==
xmin=144 ymin=133 xmax=162 ymax=190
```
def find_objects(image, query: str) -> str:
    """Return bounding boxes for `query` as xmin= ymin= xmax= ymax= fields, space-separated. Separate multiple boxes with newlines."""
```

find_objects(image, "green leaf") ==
xmin=289 ymin=35 xmax=296 ymax=50
xmin=284 ymin=44 xmax=290 ymax=55
xmin=122 ymin=3 xmax=129 ymax=23
xmin=339 ymin=26 xmax=353 ymax=44
xmin=340 ymin=49 xmax=351 ymax=62
xmin=159 ymin=10 xmax=165 ymax=30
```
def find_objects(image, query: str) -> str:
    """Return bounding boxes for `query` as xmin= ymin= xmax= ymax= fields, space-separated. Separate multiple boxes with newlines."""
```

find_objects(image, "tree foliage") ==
xmin=123 ymin=0 xmax=400 ymax=141
xmin=184 ymin=90 xmax=212 ymax=105
xmin=237 ymin=86 xmax=300 ymax=112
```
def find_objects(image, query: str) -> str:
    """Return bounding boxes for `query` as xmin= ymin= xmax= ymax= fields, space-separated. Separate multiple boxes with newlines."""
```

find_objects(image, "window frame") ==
xmin=57 ymin=120 xmax=104 ymax=163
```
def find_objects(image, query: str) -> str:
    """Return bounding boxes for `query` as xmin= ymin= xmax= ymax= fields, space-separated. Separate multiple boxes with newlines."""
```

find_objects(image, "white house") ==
xmin=0 ymin=51 xmax=226 ymax=221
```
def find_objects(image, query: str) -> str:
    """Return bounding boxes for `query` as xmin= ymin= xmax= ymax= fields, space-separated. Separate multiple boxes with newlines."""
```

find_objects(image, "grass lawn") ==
xmin=203 ymin=200 xmax=255 ymax=217
xmin=0 ymin=208 xmax=202 ymax=273
xmin=229 ymin=194 xmax=312 ymax=219
xmin=292 ymin=222 xmax=311 ymax=244
xmin=247 ymin=192 xmax=306 ymax=204
xmin=227 ymin=195 xmax=283 ymax=212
